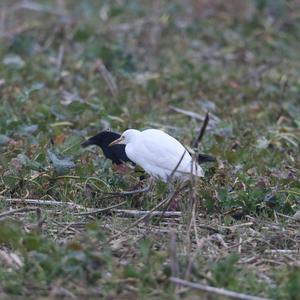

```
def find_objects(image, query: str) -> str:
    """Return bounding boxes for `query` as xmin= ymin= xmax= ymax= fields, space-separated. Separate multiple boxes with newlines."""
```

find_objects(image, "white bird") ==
xmin=109 ymin=129 xmax=204 ymax=182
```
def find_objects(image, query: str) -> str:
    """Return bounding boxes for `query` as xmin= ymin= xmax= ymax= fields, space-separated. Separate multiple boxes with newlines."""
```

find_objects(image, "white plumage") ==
xmin=109 ymin=129 xmax=204 ymax=182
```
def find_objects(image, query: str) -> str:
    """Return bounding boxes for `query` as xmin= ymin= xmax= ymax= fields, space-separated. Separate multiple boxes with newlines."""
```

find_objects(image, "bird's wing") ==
xmin=133 ymin=130 xmax=194 ymax=173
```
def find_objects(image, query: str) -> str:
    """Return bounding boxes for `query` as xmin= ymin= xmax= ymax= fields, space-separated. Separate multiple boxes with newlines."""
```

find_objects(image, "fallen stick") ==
xmin=170 ymin=106 xmax=219 ymax=124
xmin=105 ymin=185 xmax=151 ymax=196
xmin=0 ymin=249 xmax=23 ymax=269
xmin=96 ymin=59 xmax=118 ymax=98
xmin=113 ymin=209 xmax=181 ymax=218
xmin=169 ymin=277 xmax=270 ymax=300
xmin=221 ymin=222 xmax=254 ymax=230
xmin=0 ymin=207 xmax=39 ymax=219
xmin=9 ymin=1 xmax=67 ymax=16
xmin=1 ymin=198 xmax=85 ymax=210
xmin=264 ymin=249 xmax=299 ymax=254
xmin=74 ymin=201 xmax=127 ymax=216
xmin=196 ymin=223 xmax=220 ymax=233
xmin=170 ymin=106 xmax=207 ymax=122
xmin=55 ymin=222 xmax=81 ymax=239
xmin=169 ymin=231 xmax=179 ymax=277
xmin=241 ymin=60 xmax=281 ymax=84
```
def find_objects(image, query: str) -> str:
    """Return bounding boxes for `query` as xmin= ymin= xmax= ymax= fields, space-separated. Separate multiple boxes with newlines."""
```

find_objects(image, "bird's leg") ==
xmin=138 ymin=176 xmax=154 ymax=193
xmin=154 ymin=182 xmax=188 ymax=224
xmin=165 ymin=180 xmax=183 ymax=211
xmin=166 ymin=178 xmax=175 ymax=194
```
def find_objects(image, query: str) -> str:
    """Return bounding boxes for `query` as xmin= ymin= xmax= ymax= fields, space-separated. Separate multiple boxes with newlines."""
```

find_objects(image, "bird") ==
xmin=83 ymin=131 xmax=215 ymax=166
xmin=109 ymin=129 xmax=207 ymax=182
xmin=81 ymin=131 xmax=133 ymax=165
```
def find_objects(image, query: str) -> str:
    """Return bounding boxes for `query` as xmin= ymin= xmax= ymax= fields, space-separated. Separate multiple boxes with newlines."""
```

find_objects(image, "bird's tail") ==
xmin=197 ymin=154 xmax=216 ymax=164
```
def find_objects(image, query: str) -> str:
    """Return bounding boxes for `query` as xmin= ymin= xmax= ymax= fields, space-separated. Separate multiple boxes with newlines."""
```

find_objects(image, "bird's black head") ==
xmin=81 ymin=131 xmax=121 ymax=148
xmin=82 ymin=130 xmax=132 ymax=165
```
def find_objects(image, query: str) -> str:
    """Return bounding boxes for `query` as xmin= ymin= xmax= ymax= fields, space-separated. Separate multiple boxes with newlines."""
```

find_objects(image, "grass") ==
xmin=0 ymin=0 xmax=300 ymax=299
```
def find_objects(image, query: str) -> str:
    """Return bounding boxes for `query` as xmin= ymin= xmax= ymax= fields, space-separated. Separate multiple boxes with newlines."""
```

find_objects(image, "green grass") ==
xmin=0 ymin=0 xmax=300 ymax=299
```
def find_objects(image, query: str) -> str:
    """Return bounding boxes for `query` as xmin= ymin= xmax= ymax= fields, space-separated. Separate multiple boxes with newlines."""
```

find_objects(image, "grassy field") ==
xmin=0 ymin=0 xmax=300 ymax=299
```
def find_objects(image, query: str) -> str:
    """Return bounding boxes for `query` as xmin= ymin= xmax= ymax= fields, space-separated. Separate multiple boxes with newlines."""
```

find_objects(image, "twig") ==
xmin=241 ymin=60 xmax=281 ymax=84
xmin=170 ymin=277 xmax=270 ymax=300
xmin=50 ymin=286 xmax=76 ymax=300
xmin=1 ymin=198 xmax=86 ymax=210
xmin=0 ymin=188 xmax=8 ymax=195
xmin=184 ymin=196 xmax=199 ymax=280
xmin=264 ymin=249 xmax=299 ymax=254
xmin=0 ymin=249 xmax=23 ymax=269
xmin=56 ymin=43 xmax=65 ymax=72
xmin=238 ymin=236 xmax=243 ymax=254
xmin=169 ymin=231 xmax=179 ymax=277
xmin=221 ymin=222 xmax=254 ymax=230
xmin=55 ymin=222 xmax=79 ymax=240
xmin=41 ymin=25 xmax=61 ymax=51
xmin=170 ymin=106 xmax=207 ymax=122
xmin=192 ymin=111 xmax=209 ymax=148
xmin=96 ymin=59 xmax=118 ymax=98
xmin=113 ymin=209 xmax=181 ymax=218
xmin=170 ymin=106 xmax=219 ymax=124
xmin=104 ymin=185 xmax=151 ymax=196
xmin=0 ymin=22 xmax=42 ymax=38
xmin=185 ymin=173 xmax=197 ymax=256
xmin=255 ymin=259 xmax=285 ymax=266
xmin=0 ymin=207 xmax=38 ymax=219
xmin=197 ymin=223 xmax=220 ymax=233
xmin=74 ymin=201 xmax=127 ymax=216
xmin=275 ymin=212 xmax=300 ymax=223
xmin=169 ymin=150 xmax=187 ymax=180
xmin=184 ymin=249 xmax=215 ymax=285
xmin=9 ymin=1 xmax=67 ymax=16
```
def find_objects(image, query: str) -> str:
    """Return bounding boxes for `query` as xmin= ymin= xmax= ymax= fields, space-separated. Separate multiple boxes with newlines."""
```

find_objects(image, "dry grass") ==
xmin=0 ymin=0 xmax=300 ymax=299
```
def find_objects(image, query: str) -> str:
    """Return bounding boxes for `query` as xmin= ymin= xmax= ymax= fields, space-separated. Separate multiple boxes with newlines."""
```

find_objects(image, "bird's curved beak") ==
xmin=108 ymin=137 xmax=123 ymax=147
